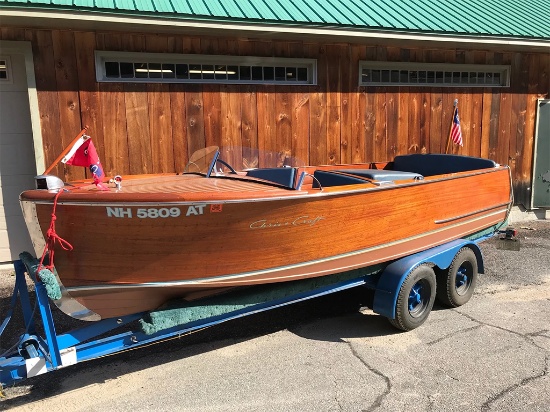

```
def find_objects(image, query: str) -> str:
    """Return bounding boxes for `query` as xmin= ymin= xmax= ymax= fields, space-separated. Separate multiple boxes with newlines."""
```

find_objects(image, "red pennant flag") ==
xmin=61 ymin=135 xmax=108 ymax=189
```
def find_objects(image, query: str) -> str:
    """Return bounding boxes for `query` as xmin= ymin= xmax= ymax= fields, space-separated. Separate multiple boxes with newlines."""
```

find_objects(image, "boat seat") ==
xmin=312 ymin=170 xmax=369 ymax=188
xmin=333 ymin=169 xmax=423 ymax=181
xmin=246 ymin=167 xmax=297 ymax=188
xmin=393 ymin=154 xmax=496 ymax=177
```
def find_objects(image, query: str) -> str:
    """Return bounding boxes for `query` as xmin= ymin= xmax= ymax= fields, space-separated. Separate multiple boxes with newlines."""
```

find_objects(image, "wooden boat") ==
xmin=20 ymin=147 xmax=512 ymax=320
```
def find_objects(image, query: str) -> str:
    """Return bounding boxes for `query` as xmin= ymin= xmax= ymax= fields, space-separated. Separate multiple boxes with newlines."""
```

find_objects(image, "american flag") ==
xmin=450 ymin=107 xmax=463 ymax=147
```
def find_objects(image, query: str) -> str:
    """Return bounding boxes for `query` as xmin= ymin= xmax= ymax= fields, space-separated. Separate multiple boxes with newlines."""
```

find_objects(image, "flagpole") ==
xmin=43 ymin=126 xmax=89 ymax=175
xmin=445 ymin=99 xmax=458 ymax=154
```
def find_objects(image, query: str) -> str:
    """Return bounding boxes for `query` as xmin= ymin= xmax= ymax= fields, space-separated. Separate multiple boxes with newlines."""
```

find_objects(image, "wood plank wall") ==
xmin=1 ymin=28 xmax=548 ymax=207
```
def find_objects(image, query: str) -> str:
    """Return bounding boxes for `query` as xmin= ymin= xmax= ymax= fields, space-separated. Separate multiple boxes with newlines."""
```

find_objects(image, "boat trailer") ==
xmin=1 ymin=237 xmax=487 ymax=388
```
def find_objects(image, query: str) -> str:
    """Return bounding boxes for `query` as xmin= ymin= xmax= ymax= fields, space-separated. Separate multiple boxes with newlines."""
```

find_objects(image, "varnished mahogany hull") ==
xmin=21 ymin=167 xmax=512 ymax=319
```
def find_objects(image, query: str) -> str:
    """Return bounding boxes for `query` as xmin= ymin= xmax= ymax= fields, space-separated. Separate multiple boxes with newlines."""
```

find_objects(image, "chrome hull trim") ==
xmin=434 ymin=202 xmax=511 ymax=224
xmin=52 ymin=291 xmax=101 ymax=321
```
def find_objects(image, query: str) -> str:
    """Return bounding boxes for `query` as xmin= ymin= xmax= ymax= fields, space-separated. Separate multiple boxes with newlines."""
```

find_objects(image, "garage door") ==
xmin=532 ymin=99 xmax=550 ymax=208
xmin=0 ymin=53 xmax=36 ymax=263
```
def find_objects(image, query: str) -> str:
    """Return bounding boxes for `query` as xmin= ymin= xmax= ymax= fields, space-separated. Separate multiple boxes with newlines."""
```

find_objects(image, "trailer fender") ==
xmin=372 ymin=239 xmax=483 ymax=319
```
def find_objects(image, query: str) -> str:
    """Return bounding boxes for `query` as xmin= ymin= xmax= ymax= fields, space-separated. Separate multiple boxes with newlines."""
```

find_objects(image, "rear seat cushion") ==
xmin=393 ymin=154 xmax=496 ymax=176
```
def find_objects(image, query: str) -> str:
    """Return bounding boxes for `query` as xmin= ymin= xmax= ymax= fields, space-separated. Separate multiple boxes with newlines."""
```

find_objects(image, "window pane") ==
xmin=202 ymin=64 xmax=214 ymax=79
xmin=493 ymin=72 xmax=501 ymax=85
xmin=400 ymin=70 xmax=408 ymax=83
xmin=427 ymin=71 xmax=435 ymax=83
xmin=477 ymin=72 xmax=485 ymax=84
xmin=162 ymin=63 xmax=175 ymax=79
xmin=120 ymin=63 xmax=134 ymax=78
xmin=263 ymin=66 xmax=274 ymax=81
xmin=252 ymin=66 xmax=263 ymax=80
xmin=361 ymin=69 xmax=371 ymax=83
xmin=435 ymin=72 xmax=444 ymax=83
xmin=286 ymin=67 xmax=297 ymax=81
xmin=227 ymin=65 xmax=238 ymax=80
xmin=409 ymin=71 xmax=418 ymax=83
xmin=176 ymin=64 xmax=188 ymax=79
xmin=135 ymin=63 xmax=148 ymax=78
xmin=452 ymin=72 xmax=461 ymax=83
xmin=149 ymin=62 xmax=162 ymax=78
xmin=460 ymin=72 xmax=469 ymax=84
xmin=0 ymin=71 xmax=6 ymax=79
xmin=444 ymin=71 xmax=452 ymax=83
xmin=240 ymin=66 xmax=251 ymax=80
xmin=297 ymin=67 xmax=308 ymax=81
xmin=275 ymin=66 xmax=285 ymax=81
xmin=105 ymin=62 xmax=120 ymax=78
xmin=381 ymin=70 xmax=390 ymax=82
xmin=390 ymin=70 xmax=399 ymax=83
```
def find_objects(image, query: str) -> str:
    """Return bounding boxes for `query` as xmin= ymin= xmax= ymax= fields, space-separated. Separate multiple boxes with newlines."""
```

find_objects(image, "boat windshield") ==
xmin=184 ymin=146 xmax=220 ymax=175
xmin=183 ymin=146 xmax=305 ymax=177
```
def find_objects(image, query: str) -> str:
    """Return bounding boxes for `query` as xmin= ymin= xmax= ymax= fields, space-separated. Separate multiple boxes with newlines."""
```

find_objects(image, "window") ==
xmin=359 ymin=61 xmax=510 ymax=87
xmin=95 ymin=51 xmax=316 ymax=85
xmin=0 ymin=57 xmax=11 ymax=83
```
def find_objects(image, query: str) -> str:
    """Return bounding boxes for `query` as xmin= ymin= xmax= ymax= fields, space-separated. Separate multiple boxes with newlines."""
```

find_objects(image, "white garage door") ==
xmin=0 ymin=53 xmax=36 ymax=263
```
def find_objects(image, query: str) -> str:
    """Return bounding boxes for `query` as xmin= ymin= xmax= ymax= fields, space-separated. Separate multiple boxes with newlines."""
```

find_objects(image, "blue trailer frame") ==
xmin=0 ymin=237 xmax=486 ymax=388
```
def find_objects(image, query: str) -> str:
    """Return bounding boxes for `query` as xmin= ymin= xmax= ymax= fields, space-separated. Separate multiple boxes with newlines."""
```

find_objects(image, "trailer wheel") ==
xmin=436 ymin=247 xmax=478 ymax=308
xmin=388 ymin=264 xmax=436 ymax=331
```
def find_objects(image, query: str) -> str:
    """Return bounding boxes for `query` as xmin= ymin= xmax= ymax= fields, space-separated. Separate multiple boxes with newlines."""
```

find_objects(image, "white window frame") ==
xmin=359 ymin=61 xmax=510 ymax=87
xmin=0 ymin=56 xmax=13 ymax=84
xmin=95 ymin=51 xmax=317 ymax=85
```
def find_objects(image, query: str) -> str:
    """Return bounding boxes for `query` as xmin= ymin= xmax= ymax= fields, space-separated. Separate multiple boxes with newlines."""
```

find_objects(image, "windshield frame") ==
xmin=183 ymin=146 xmax=220 ymax=177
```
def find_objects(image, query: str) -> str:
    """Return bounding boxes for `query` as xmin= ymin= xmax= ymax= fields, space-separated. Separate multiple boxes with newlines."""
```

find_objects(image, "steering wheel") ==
xmin=215 ymin=158 xmax=237 ymax=174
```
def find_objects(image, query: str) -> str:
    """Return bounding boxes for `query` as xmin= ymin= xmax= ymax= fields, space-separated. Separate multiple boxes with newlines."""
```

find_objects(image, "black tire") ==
xmin=388 ymin=264 xmax=436 ymax=331
xmin=436 ymin=247 xmax=478 ymax=308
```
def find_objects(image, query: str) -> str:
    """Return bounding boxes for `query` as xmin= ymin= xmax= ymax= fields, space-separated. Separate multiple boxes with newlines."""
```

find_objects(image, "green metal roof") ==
xmin=1 ymin=0 xmax=549 ymax=39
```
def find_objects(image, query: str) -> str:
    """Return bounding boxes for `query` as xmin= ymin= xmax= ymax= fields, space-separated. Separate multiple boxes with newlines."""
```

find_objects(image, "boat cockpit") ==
xmin=183 ymin=146 xmax=498 ymax=191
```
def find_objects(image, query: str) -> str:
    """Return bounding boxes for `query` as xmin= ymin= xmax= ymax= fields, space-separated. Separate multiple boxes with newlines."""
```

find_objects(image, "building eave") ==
xmin=1 ymin=9 xmax=549 ymax=52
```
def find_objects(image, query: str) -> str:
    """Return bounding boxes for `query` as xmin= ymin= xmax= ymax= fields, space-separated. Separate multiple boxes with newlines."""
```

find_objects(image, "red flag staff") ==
xmin=43 ymin=126 xmax=89 ymax=175
xmin=445 ymin=99 xmax=463 ymax=154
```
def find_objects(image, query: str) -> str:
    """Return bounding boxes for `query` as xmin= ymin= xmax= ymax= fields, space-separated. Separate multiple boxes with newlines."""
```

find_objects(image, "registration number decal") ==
xmin=106 ymin=205 xmax=207 ymax=218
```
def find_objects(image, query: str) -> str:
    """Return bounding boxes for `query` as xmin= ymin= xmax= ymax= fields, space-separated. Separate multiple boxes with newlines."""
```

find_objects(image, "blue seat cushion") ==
xmin=392 ymin=154 xmax=496 ymax=177
xmin=312 ymin=170 xmax=369 ymax=188
xmin=246 ymin=167 xmax=296 ymax=187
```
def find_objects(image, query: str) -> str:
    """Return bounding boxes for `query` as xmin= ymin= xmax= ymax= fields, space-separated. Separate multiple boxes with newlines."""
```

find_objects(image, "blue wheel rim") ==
xmin=408 ymin=279 xmax=429 ymax=318
xmin=455 ymin=262 xmax=473 ymax=295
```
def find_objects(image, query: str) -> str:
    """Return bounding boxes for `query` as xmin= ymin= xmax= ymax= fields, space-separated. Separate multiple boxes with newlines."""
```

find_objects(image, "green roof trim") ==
xmin=0 ymin=0 xmax=549 ymax=39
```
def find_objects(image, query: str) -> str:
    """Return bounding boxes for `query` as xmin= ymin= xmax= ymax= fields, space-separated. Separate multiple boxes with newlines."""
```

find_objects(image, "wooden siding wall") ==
xmin=1 ymin=28 xmax=549 ymax=207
